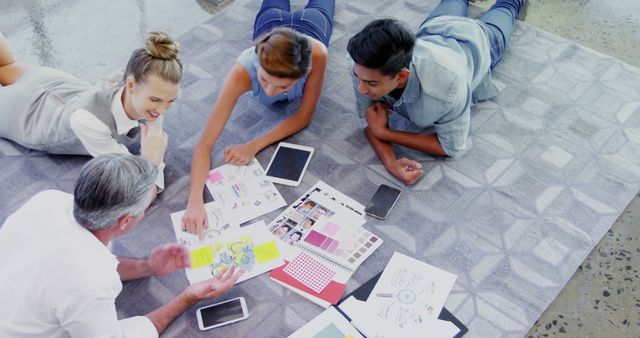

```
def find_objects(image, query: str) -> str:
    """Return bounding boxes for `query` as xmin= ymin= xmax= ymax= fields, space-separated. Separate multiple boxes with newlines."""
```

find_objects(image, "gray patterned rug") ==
xmin=2 ymin=0 xmax=640 ymax=337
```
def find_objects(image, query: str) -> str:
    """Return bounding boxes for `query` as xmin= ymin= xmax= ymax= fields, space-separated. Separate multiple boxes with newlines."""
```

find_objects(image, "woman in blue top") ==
xmin=183 ymin=0 xmax=335 ymax=235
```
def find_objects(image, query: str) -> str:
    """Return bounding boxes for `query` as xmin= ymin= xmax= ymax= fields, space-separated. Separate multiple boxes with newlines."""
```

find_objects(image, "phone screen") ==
xmin=365 ymin=185 xmax=401 ymax=219
xmin=200 ymin=298 xmax=246 ymax=328
xmin=266 ymin=146 xmax=312 ymax=181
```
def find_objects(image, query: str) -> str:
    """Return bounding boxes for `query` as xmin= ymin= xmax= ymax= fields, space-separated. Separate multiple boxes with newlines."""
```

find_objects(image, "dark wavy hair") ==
xmin=347 ymin=19 xmax=416 ymax=76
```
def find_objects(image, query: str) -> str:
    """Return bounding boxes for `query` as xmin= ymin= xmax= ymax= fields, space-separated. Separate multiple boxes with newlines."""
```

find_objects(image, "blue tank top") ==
xmin=236 ymin=47 xmax=307 ymax=105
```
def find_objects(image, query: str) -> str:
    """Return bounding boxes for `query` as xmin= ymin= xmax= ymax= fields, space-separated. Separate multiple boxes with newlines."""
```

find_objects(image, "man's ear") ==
xmin=396 ymin=68 xmax=410 ymax=84
xmin=116 ymin=214 xmax=131 ymax=232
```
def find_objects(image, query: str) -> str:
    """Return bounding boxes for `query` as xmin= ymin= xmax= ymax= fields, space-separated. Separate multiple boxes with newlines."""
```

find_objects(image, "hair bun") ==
xmin=144 ymin=31 xmax=179 ymax=60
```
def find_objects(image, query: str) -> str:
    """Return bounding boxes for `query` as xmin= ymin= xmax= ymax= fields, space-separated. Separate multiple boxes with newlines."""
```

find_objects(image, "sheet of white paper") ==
xmin=205 ymin=160 xmax=286 ymax=225
xmin=339 ymin=297 xmax=459 ymax=338
xmin=287 ymin=306 xmax=364 ymax=338
xmin=368 ymin=252 xmax=457 ymax=325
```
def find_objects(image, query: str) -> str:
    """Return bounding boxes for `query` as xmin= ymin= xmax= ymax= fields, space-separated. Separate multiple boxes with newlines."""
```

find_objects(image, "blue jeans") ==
xmin=253 ymin=0 xmax=336 ymax=47
xmin=424 ymin=0 xmax=525 ymax=68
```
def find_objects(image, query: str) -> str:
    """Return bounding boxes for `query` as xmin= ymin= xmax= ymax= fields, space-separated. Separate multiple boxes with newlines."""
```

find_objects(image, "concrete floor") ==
xmin=1 ymin=0 xmax=639 ymax=336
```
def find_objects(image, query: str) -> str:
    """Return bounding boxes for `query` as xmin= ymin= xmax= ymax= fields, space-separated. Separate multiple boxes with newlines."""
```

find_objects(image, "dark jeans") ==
xmin=253 ymin=0 xmax=336 ymax=46
xmin=424 ymin=0 xmax=525 ymax=68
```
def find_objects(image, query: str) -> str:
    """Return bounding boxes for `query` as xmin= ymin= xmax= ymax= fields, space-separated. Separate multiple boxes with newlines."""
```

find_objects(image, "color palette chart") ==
xmin=301 ymin=216 xmax=383 ymax=270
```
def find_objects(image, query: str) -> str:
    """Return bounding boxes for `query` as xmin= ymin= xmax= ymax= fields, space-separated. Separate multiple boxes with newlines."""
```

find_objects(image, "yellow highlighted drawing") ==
xmin=253 ymin=241 xmax=281 ymax=263
xmin=190 ymin=246 xmax=214 ymax=268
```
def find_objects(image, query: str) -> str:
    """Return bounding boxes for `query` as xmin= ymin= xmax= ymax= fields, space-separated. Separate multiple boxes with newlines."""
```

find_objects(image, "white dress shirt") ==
xmin=0 ymin=190 xmax=158 ymax=338
xmin=69 ymin=87 xmax=166 ymax=190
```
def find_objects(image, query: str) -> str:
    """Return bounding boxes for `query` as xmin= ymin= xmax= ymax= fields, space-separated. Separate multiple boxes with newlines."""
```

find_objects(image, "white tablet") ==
xmin=265 ymin=142 xmax=314 ymax=187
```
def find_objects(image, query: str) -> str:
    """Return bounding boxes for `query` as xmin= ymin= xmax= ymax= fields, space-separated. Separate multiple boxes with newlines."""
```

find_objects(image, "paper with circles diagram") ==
xmin=368 ymin=252 xmax=457 ymax=328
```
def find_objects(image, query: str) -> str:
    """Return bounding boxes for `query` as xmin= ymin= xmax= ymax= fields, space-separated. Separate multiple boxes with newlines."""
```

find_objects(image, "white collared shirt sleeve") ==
xmin=69 ymin=109 xmax=166 ymax=191
xmin=70 ymin=109 xmax=130 ymax=156
xmin=59 ymin=288 xmax=158 ymax=338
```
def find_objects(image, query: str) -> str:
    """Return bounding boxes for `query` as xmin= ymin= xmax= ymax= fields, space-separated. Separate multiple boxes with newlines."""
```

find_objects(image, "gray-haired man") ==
xmin=0 ymin=154 xmax=243 ymax=337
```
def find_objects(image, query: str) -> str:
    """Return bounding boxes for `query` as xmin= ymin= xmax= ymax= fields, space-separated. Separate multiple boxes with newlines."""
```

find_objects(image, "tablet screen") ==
xmin=266 ymin=146 xmax=312 ymax=181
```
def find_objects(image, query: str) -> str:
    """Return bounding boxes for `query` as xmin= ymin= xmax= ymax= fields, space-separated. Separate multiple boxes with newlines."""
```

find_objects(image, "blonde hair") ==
xmin=255 ymin=27 xmax=311 ymax=79
xmin=125 ymin=31 xmax=182 ymax=84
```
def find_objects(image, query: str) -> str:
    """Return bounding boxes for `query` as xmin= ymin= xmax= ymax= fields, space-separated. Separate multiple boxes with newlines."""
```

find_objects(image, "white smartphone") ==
xmin=196 ymin=296 xmax=249 ymax=331
xmin=364 ymin=184 xmax=402 ymax=220
xmin=265 ymin=142 xmax=314 ymax=187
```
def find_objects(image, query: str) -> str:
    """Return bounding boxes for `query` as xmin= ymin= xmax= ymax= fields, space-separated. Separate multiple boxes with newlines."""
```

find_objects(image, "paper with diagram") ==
xmin=205 ymin=160 xmax=286 ymax=225
xmin=339 ymin=296 xmax=459 ymax=338
xmin=170 ymin=218 xmax=286 ymax=284
xmin=368 ymin=252 xmax=457 ymax=328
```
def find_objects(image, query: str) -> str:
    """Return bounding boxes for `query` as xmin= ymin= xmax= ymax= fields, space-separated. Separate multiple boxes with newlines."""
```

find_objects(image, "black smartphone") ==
xmin=364 ymin=184 xmax=402 ymax=219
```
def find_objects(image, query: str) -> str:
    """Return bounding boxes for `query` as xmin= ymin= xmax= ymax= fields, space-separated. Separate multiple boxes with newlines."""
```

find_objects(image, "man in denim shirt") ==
xmin=348 ymin=0 xmax=525 ymax=184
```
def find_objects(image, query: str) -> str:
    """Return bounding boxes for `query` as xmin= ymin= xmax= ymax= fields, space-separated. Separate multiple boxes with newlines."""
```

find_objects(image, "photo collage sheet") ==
xmin=268 ymin=181 xmax=384 ymax=279
xmin=170 ymin=160 xmax=287 ymax=285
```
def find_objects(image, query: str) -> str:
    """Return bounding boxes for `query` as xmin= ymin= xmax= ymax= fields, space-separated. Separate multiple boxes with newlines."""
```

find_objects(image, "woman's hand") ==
xmin=181 ymin=199 xmax=209 ymax=240
xmin=224 ymin=142 xmax=259 ymax=165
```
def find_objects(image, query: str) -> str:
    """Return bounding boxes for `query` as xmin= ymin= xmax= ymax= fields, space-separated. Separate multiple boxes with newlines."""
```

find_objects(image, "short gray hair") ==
xmin=73 ymin=154 xmax=158 ymax=231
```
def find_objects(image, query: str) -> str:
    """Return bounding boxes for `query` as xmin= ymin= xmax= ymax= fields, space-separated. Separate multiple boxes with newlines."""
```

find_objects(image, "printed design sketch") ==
xmin=376 ymin=268 xmax=438 ymax=328
xmin=205 ymin=160 xmax=286 ymax=225
xmin=369 ymin=253 xmax=456 ymax=327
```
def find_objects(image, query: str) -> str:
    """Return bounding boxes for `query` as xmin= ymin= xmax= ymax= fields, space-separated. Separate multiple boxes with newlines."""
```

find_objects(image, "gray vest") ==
xmin=0 ymin=67 xmax=137 ymax=155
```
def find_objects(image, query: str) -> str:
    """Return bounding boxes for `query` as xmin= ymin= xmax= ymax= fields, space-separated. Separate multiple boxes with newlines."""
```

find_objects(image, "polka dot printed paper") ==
xmin=283 ymin=252 xmax=336 ymax=293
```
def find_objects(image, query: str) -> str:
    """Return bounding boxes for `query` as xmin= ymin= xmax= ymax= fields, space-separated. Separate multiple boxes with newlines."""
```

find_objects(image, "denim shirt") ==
xmin=353 ymin=15 xmax=497 ymax=158
xmin=237 ymin=47 xmax=307 ymax=105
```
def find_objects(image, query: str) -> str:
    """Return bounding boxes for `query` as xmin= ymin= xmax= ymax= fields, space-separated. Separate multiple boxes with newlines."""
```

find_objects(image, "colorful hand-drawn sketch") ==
xmin=171 ymin=220 xmax=286 ymax=284
xmin=205 ymin=160 xmax=286 ymax=226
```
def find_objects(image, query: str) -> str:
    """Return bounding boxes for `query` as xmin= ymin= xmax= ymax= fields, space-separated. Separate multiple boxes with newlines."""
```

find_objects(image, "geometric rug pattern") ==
xmin=2 ymin=0 xmax=640 ymax=337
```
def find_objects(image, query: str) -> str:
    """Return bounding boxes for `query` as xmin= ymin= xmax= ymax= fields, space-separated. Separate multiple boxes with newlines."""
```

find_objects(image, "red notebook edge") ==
xmin=269 ymin=260 xmax=347 ymax=305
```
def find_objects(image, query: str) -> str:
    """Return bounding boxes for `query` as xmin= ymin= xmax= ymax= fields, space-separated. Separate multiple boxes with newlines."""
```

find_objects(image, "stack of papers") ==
xmin=169 ymin=161 xmax=289 ymax=284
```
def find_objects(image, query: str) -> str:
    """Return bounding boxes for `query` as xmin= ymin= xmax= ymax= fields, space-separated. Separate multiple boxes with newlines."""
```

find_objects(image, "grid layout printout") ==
xmin=205 ymin=160 xmax=287 ymax=226
xmin=283 ymin=252 xmax=336 ymax=293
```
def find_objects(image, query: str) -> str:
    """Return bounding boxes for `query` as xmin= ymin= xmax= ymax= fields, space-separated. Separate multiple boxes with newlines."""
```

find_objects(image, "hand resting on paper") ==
xmin=181 ymin=200 xmax=209 ymax=240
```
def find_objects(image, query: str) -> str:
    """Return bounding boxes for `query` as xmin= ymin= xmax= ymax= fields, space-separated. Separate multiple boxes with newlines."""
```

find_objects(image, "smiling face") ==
xmin=352 ymin=63 xmax=409 ymax=100
xmin=257 ymin=66 xmax=297 ymax=97
xmin=274 ymin=225 xmax=290 ymax=237
xmin=126 ymin=74 xmax=180 ymax=121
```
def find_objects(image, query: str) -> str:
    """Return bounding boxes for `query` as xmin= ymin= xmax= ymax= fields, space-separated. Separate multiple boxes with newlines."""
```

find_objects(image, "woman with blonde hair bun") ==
xmin=183 ymin=0 xmax=335 ymax=236
xmin=0 ymin=31 xmax=182 ymax=195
